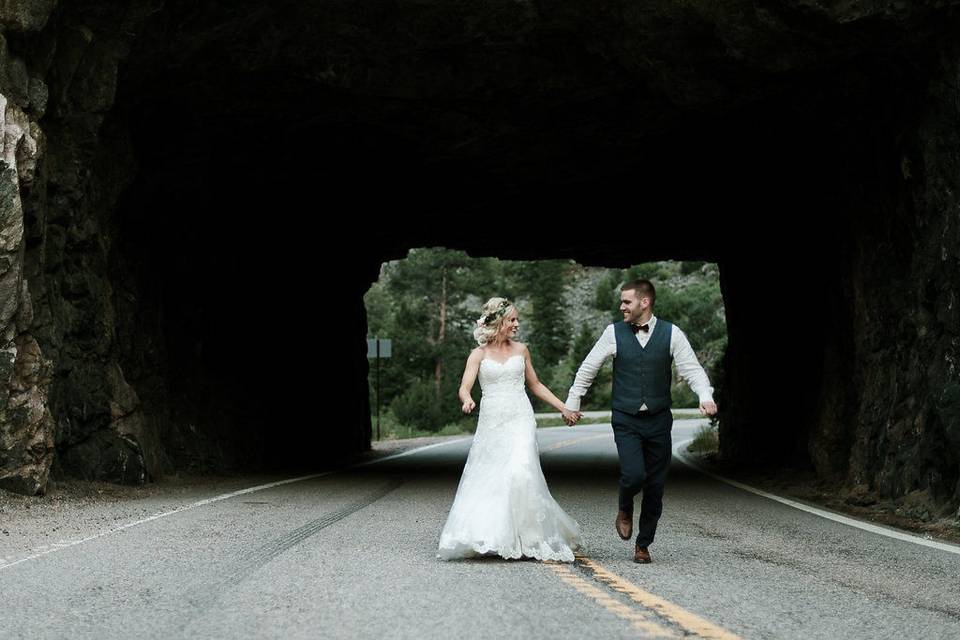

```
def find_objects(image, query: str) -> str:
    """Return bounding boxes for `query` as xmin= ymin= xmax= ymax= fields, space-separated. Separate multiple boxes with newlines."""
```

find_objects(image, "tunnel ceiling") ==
xmin=111 ymin=0 xmax=945 ymax=260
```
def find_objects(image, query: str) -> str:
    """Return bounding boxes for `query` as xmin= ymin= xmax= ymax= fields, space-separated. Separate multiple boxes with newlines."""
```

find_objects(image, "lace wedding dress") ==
xmin=436 ymin=354 xmax=583 ymax=562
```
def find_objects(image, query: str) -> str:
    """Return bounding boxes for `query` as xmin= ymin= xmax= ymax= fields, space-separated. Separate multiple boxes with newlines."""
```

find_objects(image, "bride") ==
xmin=436 ymin=297 xmax=584 ymax=562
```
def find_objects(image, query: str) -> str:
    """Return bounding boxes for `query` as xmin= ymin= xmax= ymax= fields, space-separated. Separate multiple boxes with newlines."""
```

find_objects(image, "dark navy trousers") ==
xmin=611 ymin=408 xmax=673 ymax=548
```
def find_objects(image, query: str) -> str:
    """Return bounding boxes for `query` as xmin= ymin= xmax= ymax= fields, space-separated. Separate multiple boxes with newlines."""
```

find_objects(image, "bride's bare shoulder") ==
xmin=468 ymin=346 xmax=485 ymax=361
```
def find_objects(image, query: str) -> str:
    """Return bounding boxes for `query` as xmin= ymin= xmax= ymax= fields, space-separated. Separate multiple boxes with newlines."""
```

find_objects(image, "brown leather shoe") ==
xmin=634 ymin=545 xmax=652 ymax=563
xmin=615 ymin=510 xmax=633 ymax=540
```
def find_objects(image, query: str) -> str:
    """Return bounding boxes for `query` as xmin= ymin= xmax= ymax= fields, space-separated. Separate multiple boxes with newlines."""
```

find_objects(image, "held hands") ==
xmin=462 ymin=398 xmax=476 ymax=414
xmin=699 ymin=400 xmax=718 ymax=417
xmin=561 ymin=407 xmax=582 ymax=427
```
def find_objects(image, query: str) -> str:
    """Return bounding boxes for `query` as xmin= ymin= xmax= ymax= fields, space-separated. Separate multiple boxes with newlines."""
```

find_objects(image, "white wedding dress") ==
xmin=436 ymin=354 xmax=583 ymax=562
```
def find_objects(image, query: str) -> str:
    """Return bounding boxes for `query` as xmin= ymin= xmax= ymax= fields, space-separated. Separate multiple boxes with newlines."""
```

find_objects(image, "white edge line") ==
xmin=673 ymin=437 xmax=960 ymax=556
xmin=1 ymin=436 xmax=474 ymax=571
xmin=353 ymin=437 xmax=473 ymax=466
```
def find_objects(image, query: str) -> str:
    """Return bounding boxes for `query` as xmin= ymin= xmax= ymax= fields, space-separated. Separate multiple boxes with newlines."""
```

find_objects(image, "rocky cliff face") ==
xmin=0 ymin=1 xmax=161 ymax=494
xmin=841 ymin=38 xmax=960 ymax=515
xmin=0 ymin=0 xmax=957 ymax=525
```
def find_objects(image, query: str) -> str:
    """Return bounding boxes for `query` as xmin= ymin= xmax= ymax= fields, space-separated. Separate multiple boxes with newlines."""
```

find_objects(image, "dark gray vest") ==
xmin=611 ymin=319 xmax=673 ymax=415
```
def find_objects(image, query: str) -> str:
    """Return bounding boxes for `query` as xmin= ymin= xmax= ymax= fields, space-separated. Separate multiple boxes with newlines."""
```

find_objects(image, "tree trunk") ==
xmin=434 ymin=267 xmax=447 ymax=402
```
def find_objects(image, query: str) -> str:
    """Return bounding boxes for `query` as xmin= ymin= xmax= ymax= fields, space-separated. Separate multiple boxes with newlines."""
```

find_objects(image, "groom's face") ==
xmin=620 ymin=290 xmax=648 ymax=323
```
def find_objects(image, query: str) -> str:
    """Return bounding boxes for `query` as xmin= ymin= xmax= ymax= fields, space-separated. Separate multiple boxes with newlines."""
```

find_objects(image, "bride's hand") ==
xmin=462 ymin=399 xmax=476 ymax=414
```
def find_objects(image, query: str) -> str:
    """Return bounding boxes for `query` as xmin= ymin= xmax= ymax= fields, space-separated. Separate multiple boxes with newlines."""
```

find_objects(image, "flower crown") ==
xmin=477 ymin=299 xmax=512 ymax=327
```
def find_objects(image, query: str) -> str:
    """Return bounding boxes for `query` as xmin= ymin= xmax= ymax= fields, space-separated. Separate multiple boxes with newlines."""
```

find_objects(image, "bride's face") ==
xmin=498 ymin=309 xmax=519 ymax=340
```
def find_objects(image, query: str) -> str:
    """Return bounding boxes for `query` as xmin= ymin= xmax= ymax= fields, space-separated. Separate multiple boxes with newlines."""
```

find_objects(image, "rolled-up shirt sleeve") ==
xmin=565 ymin=324 xmax=616 ymax=411
xmin=671 ymin=326 xmax=714 ymax=403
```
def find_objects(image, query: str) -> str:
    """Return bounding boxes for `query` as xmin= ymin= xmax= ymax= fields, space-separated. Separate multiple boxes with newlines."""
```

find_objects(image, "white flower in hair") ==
xmin=481 ymin=300 xmax=512 ymax=326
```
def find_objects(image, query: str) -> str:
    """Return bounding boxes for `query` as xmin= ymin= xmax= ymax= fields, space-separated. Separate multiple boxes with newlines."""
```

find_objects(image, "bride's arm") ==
xmin=459 ymin=348 xmax=483 ymax=413
xmin=522 ymin=345 xmax=578 ymax=419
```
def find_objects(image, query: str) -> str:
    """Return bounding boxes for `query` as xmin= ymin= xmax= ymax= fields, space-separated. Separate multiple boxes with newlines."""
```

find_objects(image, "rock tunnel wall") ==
xmin=0 ymin=1 xmax=956 ymax=522
xmin=0 ymin=0 xmax=170 ymax=494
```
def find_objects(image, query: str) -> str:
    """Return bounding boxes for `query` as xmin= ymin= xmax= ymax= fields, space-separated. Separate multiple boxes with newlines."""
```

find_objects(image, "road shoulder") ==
xmin=679 ymin=445 xmax=960 ymax=546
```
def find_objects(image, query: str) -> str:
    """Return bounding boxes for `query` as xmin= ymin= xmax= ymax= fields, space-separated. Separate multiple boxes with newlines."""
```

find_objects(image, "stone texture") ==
xmin=0 ymin=0 xmax=157 ymax=493
xmin=0 ymin=87 xmax=52 ymax=494
xmin=0 ymin=0 xmax=57 ymax=34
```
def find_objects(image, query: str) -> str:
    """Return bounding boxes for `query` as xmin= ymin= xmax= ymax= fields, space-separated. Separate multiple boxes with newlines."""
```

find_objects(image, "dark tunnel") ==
xmin=1 ymin=1 xmax=957 ymax=515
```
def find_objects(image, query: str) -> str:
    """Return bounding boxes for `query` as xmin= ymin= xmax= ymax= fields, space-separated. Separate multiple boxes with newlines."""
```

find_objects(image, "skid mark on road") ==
xmin=0 ymin=471 xmax=354 ymax=572
xmin=173 ymin=477 xmax=405 ymax=631
xmin=545 ymin=553 xmax=742 ymax=640
xmin=220 ymin=477 xmax=403 ymax=589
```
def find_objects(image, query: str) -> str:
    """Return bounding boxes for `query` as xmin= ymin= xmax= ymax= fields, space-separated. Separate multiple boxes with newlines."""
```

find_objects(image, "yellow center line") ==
xmin=573 ymin=554 xmax=743 ymax=640
xmin=538 ymin=429 xmax=739 ymax=638
xmin=544 ymin=562 xmax=681 ymax=638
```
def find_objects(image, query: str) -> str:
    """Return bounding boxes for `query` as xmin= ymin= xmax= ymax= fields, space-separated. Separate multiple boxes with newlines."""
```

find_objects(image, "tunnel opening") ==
xmin=364 ymin=250 xmax=727 ymax=443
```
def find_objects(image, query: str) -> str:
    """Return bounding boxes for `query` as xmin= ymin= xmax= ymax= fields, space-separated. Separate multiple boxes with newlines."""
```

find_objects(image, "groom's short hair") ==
xmin=621 ymin=279 xmax=656 ymax=307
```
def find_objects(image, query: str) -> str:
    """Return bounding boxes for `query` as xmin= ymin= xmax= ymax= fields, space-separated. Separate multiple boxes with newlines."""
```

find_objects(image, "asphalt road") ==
xmin=2 ymin=419 xmax=959 ymax=639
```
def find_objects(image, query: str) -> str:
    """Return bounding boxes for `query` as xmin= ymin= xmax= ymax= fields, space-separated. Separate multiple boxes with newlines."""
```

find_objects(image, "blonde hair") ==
xmin=473 ymin=297 xmax=516 ymax=345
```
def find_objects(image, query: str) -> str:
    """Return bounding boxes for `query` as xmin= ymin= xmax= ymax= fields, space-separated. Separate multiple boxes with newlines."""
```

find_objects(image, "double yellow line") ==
xmin=546 ymin=555 xmax=741 ymax=639
xmin=541 ymin=432 xmax=741 ymax=639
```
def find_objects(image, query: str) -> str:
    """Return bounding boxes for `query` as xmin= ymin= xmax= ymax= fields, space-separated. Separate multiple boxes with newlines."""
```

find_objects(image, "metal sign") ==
xmin=367 ymin=338 xmax=392 ymax=358
xmin=367 ymin=337 xmax=392 ymax=441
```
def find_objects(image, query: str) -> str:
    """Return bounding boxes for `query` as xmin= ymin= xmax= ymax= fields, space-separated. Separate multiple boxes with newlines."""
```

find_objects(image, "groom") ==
xmin=564 ymin=279 xmax=717 ymax=563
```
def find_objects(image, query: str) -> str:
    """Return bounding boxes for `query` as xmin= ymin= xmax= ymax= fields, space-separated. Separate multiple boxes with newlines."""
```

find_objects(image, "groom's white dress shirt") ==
xmin=564 ymin=315 xmax=714 ymax=412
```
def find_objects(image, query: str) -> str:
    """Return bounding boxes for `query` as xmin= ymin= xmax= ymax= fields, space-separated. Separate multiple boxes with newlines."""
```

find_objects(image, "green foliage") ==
xmin=535 ymin=416 xmax=612 ymax=428
xmin=624 ymin=262 xmax=673 ymax=287
xmin=510 ymin=259 xmax=574 ymax=410
xmin=671 ymin=383 xmax=699 ymax=409
xmin=687 ymin=423 xmax=719 ymax=454
xmin=551 ymin=324 xmax=613 ymax=410
xmin=594 ymin=270 xmax=623 ymax=312
xmin=366 ymin=247 xmax=498 ymax=426
xmin=390 ymin=380 xmax=445 ymax=432
xmin=365 ymin=251 xmax=727 ymax=435
xmin=364 ymin=279 xmax=392 ymax=336
xmin=522 ymin=260 xmax=573 ymax=366
xmin=371 ymin=406 xmax=476 ymax=440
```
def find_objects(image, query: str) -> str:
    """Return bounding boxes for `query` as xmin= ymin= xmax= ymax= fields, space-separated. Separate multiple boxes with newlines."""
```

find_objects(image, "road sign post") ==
xmin=367 ymin=338 xmax=392 ymax=440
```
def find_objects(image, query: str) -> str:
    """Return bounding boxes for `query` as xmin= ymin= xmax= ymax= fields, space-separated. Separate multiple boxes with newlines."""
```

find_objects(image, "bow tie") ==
xmin=630 ymin=323 xmax=650 ymax=334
